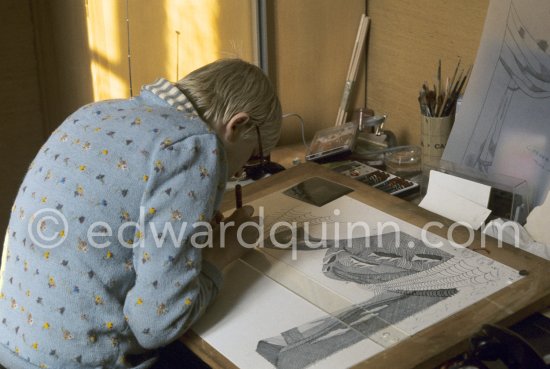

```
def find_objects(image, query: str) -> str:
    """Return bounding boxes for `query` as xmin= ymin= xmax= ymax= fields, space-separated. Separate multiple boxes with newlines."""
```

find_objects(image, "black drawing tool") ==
xmin=235 ymin=184 xmax=243 ymax=209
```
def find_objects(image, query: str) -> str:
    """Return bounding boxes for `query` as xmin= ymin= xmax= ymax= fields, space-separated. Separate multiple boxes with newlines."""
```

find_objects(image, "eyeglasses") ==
xmin=242 ymin=124 xmax=284 ymax=180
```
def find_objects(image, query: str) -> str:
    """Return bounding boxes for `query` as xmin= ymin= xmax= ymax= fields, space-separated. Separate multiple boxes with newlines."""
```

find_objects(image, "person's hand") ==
xmin=202 ymin=205 xmax=260 ymax=271
xmin=210 ymin=211 xmax=224 ymax=227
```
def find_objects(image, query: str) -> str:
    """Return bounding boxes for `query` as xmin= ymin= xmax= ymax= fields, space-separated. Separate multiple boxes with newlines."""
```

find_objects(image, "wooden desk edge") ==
xmin=181 ymin=330 xmax=238 ymax=369
xmin=182 ymin=162 xmax=550 ymax=369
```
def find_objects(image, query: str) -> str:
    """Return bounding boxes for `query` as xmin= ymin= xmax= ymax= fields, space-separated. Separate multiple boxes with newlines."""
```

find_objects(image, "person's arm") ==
xmin=123 ymin=133 xmax=228 ymax=349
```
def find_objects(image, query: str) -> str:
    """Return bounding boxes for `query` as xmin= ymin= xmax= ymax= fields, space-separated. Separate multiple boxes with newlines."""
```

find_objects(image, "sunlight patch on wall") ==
xmin=83 ymin=0 xmax=225 ymax=98
xmin=165 ymin=0 xmax=220 ymax=81
xmin=85 ymin=1 xmax=129 ymax=101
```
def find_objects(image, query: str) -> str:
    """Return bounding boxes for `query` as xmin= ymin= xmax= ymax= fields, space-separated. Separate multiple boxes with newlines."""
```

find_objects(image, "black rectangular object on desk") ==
xmin=331 ymin=161 xmax=420 ymax=198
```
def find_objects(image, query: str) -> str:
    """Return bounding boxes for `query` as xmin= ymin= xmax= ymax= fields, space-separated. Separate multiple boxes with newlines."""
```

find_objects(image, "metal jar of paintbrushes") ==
xmin=418 ymin=59 xmax=470 ymax=166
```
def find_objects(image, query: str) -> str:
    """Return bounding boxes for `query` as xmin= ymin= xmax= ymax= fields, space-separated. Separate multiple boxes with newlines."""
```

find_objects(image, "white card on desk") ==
xmin=419 ymin=170 xmax=492 ymax=230
xmin=429 ymin=170 xmax=492 ymax=207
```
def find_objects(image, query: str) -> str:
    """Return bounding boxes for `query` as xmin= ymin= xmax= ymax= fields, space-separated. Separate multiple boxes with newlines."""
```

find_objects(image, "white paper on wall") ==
xmin=442 ymin=0 xmax=550 ymax=207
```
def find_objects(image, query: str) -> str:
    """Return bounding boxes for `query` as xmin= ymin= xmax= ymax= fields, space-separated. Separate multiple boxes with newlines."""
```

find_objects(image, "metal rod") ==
xmin=126 ymin=0 xmax=133 ymax=97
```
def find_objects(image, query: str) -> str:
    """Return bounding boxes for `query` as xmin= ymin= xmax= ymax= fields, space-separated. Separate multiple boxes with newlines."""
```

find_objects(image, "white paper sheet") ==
xmin=193 ymin=259 xmax=385 ymax=369
xmin=430 ymin=170 xmax=492 ymax=207
xmin=484 ymin=218 xmax=550 ymax=260
xmin=525 ymin=190 xmax=550 ymax=245
xmin=442 ymin=0 xmax=550 ymax=207
xmin=419 ymin=170 xmax=492 ymax=230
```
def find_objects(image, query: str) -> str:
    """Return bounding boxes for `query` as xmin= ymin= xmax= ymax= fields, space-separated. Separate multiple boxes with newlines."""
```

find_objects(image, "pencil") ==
xmin=235 ymin=184 xmax=242 ymax=209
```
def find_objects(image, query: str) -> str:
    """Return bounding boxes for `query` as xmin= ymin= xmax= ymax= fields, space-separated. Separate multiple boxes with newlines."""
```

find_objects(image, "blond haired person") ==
xmin=0 ymin=59 xmax=281 ymax=369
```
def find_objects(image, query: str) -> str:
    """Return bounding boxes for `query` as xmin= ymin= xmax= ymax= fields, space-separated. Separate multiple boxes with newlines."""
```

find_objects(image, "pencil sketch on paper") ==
xmin=443 ymin=0 xmax=550 ymax=206
xmin=462 ymin=2 xmax=550 ymax=171
xmin=256 ymin=212 xmax=514 ymax=369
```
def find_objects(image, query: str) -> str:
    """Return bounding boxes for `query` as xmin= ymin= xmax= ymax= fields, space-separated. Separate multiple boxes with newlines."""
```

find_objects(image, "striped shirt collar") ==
xmin=142 ymin=78 xmax=198 ymax=115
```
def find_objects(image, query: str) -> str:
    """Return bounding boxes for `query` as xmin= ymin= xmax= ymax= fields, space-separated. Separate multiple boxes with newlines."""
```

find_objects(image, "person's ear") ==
xmin=223 ymin=112 xmax=250 ymax=142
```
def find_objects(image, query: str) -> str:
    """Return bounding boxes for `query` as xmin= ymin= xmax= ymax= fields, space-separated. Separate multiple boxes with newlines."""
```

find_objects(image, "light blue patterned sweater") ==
xmin=0 ymin=79 xmax=227 ymax=368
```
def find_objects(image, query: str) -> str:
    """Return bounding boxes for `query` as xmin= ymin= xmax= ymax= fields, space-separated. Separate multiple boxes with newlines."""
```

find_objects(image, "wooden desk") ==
xmin=270 ymin=143 xmax=308 ymax=169
xmin=182 ymin=163 xmax=550 ymax=369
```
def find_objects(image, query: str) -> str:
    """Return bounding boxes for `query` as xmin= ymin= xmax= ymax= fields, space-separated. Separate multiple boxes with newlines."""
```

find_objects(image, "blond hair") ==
xmin=176 ymin=59 xmax=282 ymax=153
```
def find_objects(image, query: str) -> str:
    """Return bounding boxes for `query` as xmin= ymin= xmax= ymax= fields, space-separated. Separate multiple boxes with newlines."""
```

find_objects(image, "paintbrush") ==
xmin=442 ymin=65 xmax=471 ymax=116
xmin=418 ymin=89 xmax=432 ymax=117
xmin=419 ymin=58 xmax=471 ymax=117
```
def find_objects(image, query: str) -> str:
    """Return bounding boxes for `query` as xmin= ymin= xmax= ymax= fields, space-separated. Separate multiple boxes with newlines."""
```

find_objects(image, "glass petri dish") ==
xmin=384 ymin=146 xmax=422 ymax=177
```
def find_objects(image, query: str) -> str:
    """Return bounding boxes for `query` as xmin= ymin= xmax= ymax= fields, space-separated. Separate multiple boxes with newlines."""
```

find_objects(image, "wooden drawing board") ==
xmin=181 ymin=163 xmax=550 ymax=369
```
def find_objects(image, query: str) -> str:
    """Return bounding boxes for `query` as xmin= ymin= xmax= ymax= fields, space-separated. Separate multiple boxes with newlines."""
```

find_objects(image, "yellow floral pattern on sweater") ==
xmin=0 ymin=79 xmax=227 ymax=369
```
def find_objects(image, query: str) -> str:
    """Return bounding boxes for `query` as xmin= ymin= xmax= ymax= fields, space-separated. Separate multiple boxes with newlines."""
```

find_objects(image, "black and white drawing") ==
xmin=443 ymin=0 xmax=550 ymax=206
xmin=462 ymin=2 xmax=550 ymax=171
xmin=257 ymin=225 xmax=507 ymax=369
xmin=193 ymin=193 xmax=522 ymax=369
